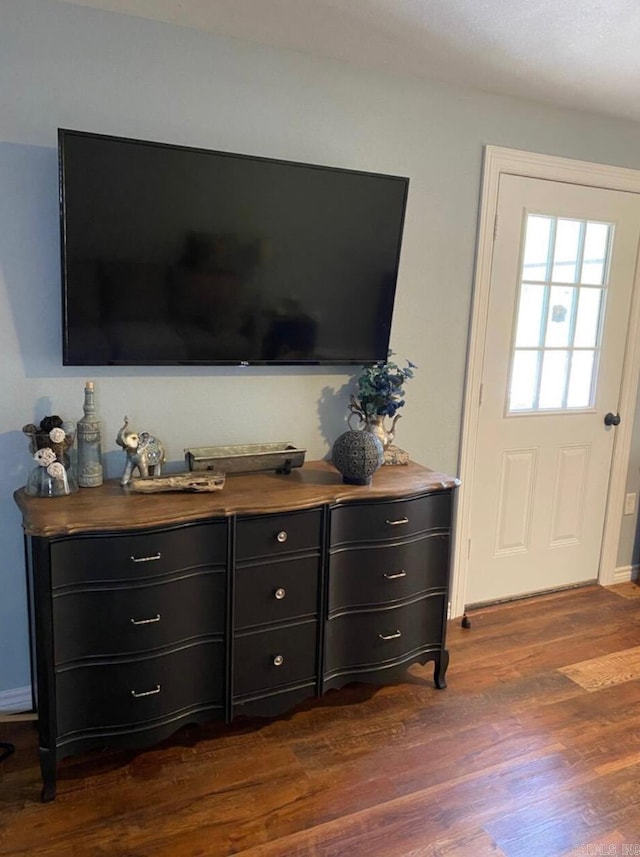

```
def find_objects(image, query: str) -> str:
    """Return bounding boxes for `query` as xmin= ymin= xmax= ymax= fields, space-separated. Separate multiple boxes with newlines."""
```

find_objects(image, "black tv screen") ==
xmin=58 ymin=129 xmax=409 ymax=366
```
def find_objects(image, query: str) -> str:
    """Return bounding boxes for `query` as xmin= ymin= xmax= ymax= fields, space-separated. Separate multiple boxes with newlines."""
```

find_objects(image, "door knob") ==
xmin=604 ymin=412 xmax=621 ymax=426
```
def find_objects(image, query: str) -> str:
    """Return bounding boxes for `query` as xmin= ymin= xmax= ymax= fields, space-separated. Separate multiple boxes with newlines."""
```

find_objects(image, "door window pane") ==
xmin=515 ymin=283 xmax=545 ymax=347
xmin=544 ymin=286 xmax=576 ymax=348
xmin=539 ymin=350 xmax=568 ymax=409
xmin=507 ymin=213 xmax=611 ymax=414
xmin=552 ymin=219 xmax=582 ymax=284
xmin=509 ymin=350 xmax=539 ymax=411
xmin=574 ymin=288 xmax=604 ymax=348
xmin=522 ymin=215 xmax=552 ymax=282
xmin=567 ymin=351 xmax=596 ymax=408
xmin=581 ymin=222 xmax=610 ymax=285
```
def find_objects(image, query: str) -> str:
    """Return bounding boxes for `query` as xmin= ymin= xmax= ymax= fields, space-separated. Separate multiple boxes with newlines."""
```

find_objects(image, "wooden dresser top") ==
xmin=14 ymin=459 xmax=459 ymax=537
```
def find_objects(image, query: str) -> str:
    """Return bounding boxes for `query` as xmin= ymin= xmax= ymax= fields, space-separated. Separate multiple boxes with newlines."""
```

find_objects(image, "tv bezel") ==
xmin=58 ymin=128 xmax=409 ymax=367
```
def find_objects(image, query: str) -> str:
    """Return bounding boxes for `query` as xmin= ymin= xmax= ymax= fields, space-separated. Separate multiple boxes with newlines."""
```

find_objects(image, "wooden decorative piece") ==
xmin=384 ymin=445 xmax=410 ymax=465
xmin=129 ymin=472 xmax=225 ymax=494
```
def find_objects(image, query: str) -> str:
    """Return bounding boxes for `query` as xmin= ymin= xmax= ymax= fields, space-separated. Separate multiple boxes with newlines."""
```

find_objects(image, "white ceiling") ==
xmin=59 ymin=0 xmax=640 ymax=123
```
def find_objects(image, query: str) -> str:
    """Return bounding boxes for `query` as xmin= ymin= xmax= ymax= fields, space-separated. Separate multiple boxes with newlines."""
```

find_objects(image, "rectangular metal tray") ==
xmin=184 ymin=442 xmax=306 ymax=475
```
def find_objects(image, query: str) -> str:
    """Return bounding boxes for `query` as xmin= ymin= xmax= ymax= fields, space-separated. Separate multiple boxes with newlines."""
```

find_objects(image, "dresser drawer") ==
xmin=236 ymin=509 xmax=322 ymax=561
xmin=330 ymin=492 xmax=451 ymax=547
xmin=324 ymin=593 xmax=446 ymax=676
xmin=233 ymin=621 xmax=317 ymax=697
xmin=328 ymin=533 xmax=449 ymax=614
xmin=52 ymin=570 xmax=226 ymax=664
xmin=235 ymin=556 xmax=319 ymax=630
xmin=55 ymin=640 xmax=225 ymax=740
xmin=51 ymin=521 xmax=227 ymax=587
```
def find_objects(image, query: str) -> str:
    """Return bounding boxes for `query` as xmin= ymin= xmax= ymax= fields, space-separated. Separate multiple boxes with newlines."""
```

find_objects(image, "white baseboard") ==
xmin=613 ymin=564 xmax=639 ymax=583
xmin=0 ymin=685 xmax=32 ymax=714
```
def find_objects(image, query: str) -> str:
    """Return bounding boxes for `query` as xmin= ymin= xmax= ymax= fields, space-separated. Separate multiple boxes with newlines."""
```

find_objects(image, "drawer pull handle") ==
xmin=274 ymin=587 xmax=286 ymax=600
xmin=130 ymin=552 xmax=162 ymax=563
xmin=379 ymin=630 xmax=402 ymax=641
xmin=276 ymin=531 xmax=288 ymax=543
xmin=273 ymin=654 xmax=284 ymax=667
xmin=130 ymin=614 xmax=161 ymax=625
xmin=385 ymin=517 xmax=409 ymax=527
xmin=383 ymin=570 xmax=407 ymax=580
xmin=131 ymin=684 xmax=161 ymax=698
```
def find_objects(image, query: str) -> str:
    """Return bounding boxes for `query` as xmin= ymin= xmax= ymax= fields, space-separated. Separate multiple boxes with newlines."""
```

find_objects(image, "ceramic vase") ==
xmin=332 ymin=430 xmax=384 ymax=485
xmin=347 ymin=410 xmax=400 ymax=449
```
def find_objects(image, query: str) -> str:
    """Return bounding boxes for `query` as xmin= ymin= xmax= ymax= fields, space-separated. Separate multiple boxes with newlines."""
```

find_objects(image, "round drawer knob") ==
xmin=274 ymin=587 xmax=286 ymax=600
xmin=273 ymin=654 xmax=284 ymax=667
xmin=276 ymin=530 xmax=288 ymax=543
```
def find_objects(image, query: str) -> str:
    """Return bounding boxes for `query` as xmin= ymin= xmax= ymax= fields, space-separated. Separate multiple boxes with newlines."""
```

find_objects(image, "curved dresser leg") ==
xmin=434 ymin=649 xmax=449 ymax=689
xmin=39 ymin=748 xmax=57 ymax=802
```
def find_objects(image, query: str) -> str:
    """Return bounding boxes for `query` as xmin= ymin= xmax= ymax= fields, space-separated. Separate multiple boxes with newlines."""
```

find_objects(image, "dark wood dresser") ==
xmin=14 ymin=459 xmax=458 ymax=801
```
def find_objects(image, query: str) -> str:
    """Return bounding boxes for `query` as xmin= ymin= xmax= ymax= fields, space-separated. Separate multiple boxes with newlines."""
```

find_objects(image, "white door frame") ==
xmin=451 ymin=146 xmax=640 ymax=618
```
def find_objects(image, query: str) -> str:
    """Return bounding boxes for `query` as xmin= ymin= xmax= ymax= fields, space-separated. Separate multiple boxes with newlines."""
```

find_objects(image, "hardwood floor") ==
xmin=1 ymin=583 xmax=640 ymax=856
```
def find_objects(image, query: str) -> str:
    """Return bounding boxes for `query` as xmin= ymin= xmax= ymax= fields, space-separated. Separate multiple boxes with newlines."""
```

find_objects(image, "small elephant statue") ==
xmin=115 ymin=416 xmax=166 ymax=487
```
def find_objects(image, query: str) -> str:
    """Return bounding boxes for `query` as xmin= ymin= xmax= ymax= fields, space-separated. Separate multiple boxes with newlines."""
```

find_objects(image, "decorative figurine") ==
xmin=115 ymin=416 xmax=166 ymax=487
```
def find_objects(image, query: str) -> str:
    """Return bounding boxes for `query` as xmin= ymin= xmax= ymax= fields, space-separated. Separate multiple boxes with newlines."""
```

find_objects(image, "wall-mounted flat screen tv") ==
xmin=59 ymin=129 xmax=409 ymax=366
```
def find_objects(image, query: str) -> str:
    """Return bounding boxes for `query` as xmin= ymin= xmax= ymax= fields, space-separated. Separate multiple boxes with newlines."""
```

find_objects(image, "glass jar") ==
xmin=23 ymin=419 xmax=79 ymax=497
xmin=25 ymin=461 xmax=79 ymax=497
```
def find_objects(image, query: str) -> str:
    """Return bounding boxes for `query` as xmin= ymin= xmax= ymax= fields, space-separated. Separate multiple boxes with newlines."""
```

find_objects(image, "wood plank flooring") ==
xmin=559 ymin=645 xmax=640 ymax=692
xmin=1 ymin=583 xmax=640 ymax=856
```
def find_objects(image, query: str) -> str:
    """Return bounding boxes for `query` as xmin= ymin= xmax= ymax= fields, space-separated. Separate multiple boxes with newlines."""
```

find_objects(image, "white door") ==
xmin=466 ymin=174 xmax=640 ymax=606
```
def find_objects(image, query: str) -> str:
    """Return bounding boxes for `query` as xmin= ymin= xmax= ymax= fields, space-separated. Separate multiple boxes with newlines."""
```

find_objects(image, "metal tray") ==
xmin=184 ymin=442 xmax=306 ymax=475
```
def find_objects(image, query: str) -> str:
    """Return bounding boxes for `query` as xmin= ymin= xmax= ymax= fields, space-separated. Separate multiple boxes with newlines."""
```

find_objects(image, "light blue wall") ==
xmin=2 ymin=0 xmax=640 ymax=693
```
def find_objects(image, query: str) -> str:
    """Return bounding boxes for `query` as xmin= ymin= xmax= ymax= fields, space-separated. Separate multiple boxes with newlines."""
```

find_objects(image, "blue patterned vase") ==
xmin=332 ymin=430 xmax=384 ymax=485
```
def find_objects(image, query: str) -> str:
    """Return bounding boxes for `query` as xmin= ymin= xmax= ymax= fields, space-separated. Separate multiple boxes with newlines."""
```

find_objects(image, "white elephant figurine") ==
xmin=115 ymin=416 xmax=166 ymax=486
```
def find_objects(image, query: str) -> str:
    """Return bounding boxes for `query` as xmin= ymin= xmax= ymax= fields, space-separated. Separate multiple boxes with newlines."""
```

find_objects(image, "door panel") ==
xmin=494 ymin=448 xmax=537 ymax=555
xmin=549 ymin=444 xmax=589 ymax=546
